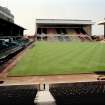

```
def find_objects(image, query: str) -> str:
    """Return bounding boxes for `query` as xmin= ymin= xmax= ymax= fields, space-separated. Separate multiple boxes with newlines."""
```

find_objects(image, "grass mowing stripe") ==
xmin=36 ymin=42 xmax=79 ymax=64
xmin=60 ymin=43 xmax=92 ymax=65
xmin=86 ymin=44 xmax=105 ymax=69
xmin=71 ymin=42 xmax=98 ymax=65
xmin=98 ymin=44 xmax=105 ymax=65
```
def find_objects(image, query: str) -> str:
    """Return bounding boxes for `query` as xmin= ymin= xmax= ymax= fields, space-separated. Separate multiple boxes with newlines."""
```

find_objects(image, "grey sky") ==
xmin=0 ymin=0 xmax=105 ymax=35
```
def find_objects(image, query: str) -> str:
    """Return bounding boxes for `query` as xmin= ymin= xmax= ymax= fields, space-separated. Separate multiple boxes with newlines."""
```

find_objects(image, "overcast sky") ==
xmin=0 ymin=0 xmax=105 ymax=35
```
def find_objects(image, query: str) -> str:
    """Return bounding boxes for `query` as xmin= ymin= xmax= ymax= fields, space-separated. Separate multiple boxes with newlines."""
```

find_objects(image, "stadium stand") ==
xmin=47 ymin=28 xmax=57 ymax=34
xmin=75 ymin=28 xmax=92 ymax=41
xmin=42 ymin=28 xmax=47 ymax=40
xmin=36 ymin=19 xmax=93 ymax=42
xmin=50 ymin=81 xmax=105 ymax=105
xmin=80 ymin=28 xmax=87 ymax=34
xmin=36 ymin=28 xmax=92 ymax=42
xmin=47 ymin=28 xmax=57 ymax=40
xmin=59 ymin=28 xmax=70 ymax=41
xmin=66 ymin=28 xmax=77 ymax=35
xmin=0 ymin=85 xmax=38 ymax=105
xmin=0 ymin=37 xmax=31 ymax=70
xmin=37 ymin=28 xmax=42 ymax=34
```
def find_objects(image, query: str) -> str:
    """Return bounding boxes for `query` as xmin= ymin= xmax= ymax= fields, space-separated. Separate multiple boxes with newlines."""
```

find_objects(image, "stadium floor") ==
xmin=8 ymin=41 xmax=105 ymax=76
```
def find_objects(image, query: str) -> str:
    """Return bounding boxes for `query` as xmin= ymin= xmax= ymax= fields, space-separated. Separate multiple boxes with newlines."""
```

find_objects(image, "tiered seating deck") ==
xmin=50 ymin=81 xmax=105 ymax=105
xmin=0 ymin=85 xmax=38 ymax=105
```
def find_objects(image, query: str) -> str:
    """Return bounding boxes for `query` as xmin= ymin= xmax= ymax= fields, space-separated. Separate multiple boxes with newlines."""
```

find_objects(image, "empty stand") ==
xmin=36 ymin=19 xmax=93 ymax=42
xmin=36 ymin=27 xmax=92 ymax=42
xmin=47 ymin=28 xmax=57 ymax=34
xmin=66 ymin=28 xmax=77 ymax=35
xmin=50 ymin=81 xmax=105 ymax=105
xmin=0 ymin=85 xmax=38 ymax=105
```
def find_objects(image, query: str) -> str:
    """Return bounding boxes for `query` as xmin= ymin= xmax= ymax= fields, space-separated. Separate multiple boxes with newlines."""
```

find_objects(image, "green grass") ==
xmin=9 ymin=41 xmax=105 ymax=76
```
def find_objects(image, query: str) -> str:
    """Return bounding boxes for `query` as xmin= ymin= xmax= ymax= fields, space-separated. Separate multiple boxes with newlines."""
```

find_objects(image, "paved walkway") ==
xmin=0 ymin=74 xmax=99 ymax=86
xmin=35 ymin=91 xmax=56 ymax=105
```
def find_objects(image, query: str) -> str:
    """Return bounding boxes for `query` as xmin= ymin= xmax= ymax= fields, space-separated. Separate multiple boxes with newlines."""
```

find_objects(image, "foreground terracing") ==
xmin=0 ymin=80 xmax=105 ymax=105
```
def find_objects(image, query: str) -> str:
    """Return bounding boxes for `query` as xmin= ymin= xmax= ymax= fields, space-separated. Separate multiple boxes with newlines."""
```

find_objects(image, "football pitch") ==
xmin=9 ymin=41 xmax=105 ymax=76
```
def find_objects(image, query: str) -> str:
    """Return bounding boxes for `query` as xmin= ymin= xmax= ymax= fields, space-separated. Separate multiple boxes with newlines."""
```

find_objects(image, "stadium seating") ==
xmin=56 ymin=28 xmax=61 ymax=34
xmin=75 ymin=28 xmax=92 ymax=41
xmin=66 ymin=28 xmax=77 ymax=35
xmin=37 ymin=35 xmax=42 ymax=41
xmin=55 ymin=28 xmax=70 ymax=41
xmin=46 ymin=28 xmax=56 ymax=41
xmin=61 ymin=28 xmax=67 ymax=34
xmin=37 ymin=28 xmax=42 ymax=34
xmin=0 ymin=37 xmax=30 ymax=69
xmin=78 ymin=35 xmax=85 ymax=41
xmin=47 ymin=28 xmax=57 ymax=34
xmin=75 ymin=28 xmax=81 ymax=34
xmin=0 ymin=40 xmax=9 ymax=51
xmin=75 ymin=28 xmax=84 ymax=41
xmin=41 ymin=28 xmax=47 ymax=34
xmin=36 ymin=27 xmax=92 ymax=42
xmin=84 ymin=35 xmax=92 ymax=41
xmin=80 ymin=29 xmax=92 ymax=41
xmin=50 ymin=81 xmax=105 ymax=105
xmin=80 ymin=28 xmax=87 ymax=35
xmin=15 ymin=38 xmax=30 ymax=47
xmin=0 ymin=85 xmax=38 ymax=105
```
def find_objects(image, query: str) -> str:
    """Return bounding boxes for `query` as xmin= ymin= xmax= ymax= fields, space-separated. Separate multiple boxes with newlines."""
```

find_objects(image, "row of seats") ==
xmin=36 ymin=28 xmax=92 ymax=42
xmin=50 ymin=81 xmax=105 ymax=105
xmin=0 ymin=85 xmax=38 ymax=105
xmin=0 ymin=82 xmax=105 ymax=105
xmin=0 ymin=38 xmax=30 ymax=67
xmin=0 ymin=38 xmax=30 ymax=51
xmin=15 ymin=38 xmax=30 ymax=47
xmin=0 ymin=40 xmax=17 ymax=51
xmin=36 ymin=35 xmax=91 ymax=42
